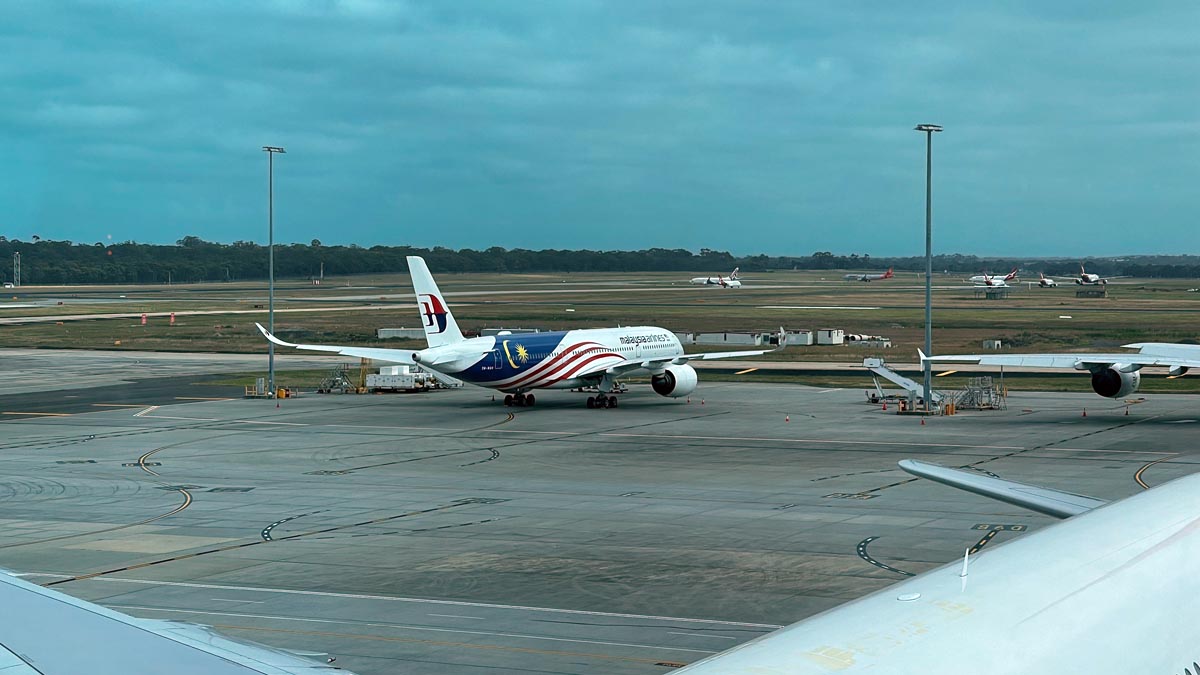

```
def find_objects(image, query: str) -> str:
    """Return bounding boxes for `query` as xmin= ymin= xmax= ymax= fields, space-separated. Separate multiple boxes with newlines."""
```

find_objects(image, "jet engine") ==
xmin=651 ymin=364 xmax=698 ymax=398
xmin=1091 ymin=365 xmax=1140 ymax=398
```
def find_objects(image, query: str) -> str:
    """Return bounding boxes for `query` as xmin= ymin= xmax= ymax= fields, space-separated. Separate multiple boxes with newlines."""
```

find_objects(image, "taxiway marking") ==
xmin=113 ymin=605 xmax=718 ymax=655
xmin=668 ymin=632 xmax=737 ymax=640
xmin=92 ymin=403 xmax=150 ymax=408
xmin=91 ymin=578 xmax=782 ymax=628
xmin=598 ymin=432 xmax=1023 ymax=450
xmin=2 ymin=411 xmax=72 ymax=416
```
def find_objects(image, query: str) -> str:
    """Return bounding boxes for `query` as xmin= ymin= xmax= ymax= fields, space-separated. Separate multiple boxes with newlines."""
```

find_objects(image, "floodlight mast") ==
xmin=262 ymin=145 xmax=286 ymax=397
xmin=913 ymin=124 xmax=942 ymax=411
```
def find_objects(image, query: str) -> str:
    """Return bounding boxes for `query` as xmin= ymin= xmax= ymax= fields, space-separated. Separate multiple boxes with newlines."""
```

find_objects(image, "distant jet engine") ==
xmin=1091 ymin=365 xmax=1140 ymax=398
xmin=651 ymin=364 xmax=698 ymax=398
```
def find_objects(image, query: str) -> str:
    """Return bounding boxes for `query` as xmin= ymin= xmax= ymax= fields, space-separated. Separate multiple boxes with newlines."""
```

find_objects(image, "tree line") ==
xmin=0 ymin=236 xmax=1197 ymax=284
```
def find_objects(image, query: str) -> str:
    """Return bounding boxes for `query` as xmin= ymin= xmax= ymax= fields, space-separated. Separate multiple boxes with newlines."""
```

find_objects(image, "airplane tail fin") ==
xmin=730 ymin=267 xmax=739 ymax=280
xmin=407 ymin=256 xmax=465 ymax=348
xmin=885 ymin=267 xmax=894 ymax=278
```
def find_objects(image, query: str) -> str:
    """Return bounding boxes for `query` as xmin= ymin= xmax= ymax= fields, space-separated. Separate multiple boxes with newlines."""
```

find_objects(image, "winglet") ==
xmin=899 ymin=459 xmax=1107 ymax=519
xmin=917 ymin=348 xmax=927 ymax=363
xmin=255 ymin=322 xmax=296 ymax=348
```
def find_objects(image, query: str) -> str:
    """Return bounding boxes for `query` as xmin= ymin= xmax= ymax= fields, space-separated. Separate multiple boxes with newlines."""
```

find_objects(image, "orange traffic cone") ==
xmin=785 ymin=415 xmax=790 ymax=423
xmin=920 ymin=417 xmax=925 ymax=426
xmin=1082 ymin=409 xmax=1087 ymax=418
xmin=882 ymin=401 xmax=887 ymax=411
xmin=701 ymin=399 xmax=705 ymax=405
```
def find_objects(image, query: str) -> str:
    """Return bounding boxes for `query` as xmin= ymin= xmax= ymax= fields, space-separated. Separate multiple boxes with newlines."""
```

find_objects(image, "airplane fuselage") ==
xmin=690 ymin=277 xmax=741 ymax=288
xmin=417 ymin=327 xmax=684 ymax=392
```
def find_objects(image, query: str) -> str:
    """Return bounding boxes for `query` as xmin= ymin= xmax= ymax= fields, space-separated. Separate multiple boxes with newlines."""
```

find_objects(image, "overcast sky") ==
xmin=2 ymin=1 xmax=1197 ymax=256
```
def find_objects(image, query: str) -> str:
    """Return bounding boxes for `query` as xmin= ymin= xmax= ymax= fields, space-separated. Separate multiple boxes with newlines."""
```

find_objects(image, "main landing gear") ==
xmin=586 ymin=394 xmax=618 ymax=409
xmin=503 ymin=393 xmax=535 ymax=407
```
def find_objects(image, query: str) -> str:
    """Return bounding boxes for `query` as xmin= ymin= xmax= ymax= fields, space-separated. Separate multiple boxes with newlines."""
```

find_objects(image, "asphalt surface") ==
xmin=1 ymin=349 xmax=1198 ymax=673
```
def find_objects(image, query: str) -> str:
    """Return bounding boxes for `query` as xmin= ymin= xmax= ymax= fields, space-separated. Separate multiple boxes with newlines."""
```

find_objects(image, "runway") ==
xmin=1 ymin=355 xmax=1198 ymax=673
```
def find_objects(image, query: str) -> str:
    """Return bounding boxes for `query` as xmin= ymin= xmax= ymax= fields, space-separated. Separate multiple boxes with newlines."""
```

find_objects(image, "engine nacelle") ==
xmin=1091 ymin=366 xmax=1140 ymax=398
xmin=651 ymin=364 xmax=698 ymax=398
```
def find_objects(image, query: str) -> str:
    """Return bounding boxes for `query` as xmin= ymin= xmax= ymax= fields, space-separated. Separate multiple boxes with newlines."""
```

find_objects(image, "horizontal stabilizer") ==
xmin=899 ymin=459 xmax=1107 ymax=519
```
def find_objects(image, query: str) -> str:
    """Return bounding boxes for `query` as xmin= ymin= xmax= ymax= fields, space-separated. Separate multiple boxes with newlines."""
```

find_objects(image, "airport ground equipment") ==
xmin=862 ymin=357 xmax=944 ymax=405
xmin=316 ymin=363 xmax=358 ymax=394
xmin=973 ymin=287 xmax=1011 ymax=300
xmin=951 ymin=376 xmax=1007 ymax=410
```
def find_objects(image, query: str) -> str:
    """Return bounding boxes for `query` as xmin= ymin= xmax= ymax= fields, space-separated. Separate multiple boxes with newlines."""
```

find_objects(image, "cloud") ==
xmin=0 ymin=1 xmax=1196 ymax=255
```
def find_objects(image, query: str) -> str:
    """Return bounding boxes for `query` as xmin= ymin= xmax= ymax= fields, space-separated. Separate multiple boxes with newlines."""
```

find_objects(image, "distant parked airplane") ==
xmin=690 ymin=267 xmax=741 ymax=288
xmin=968 ymin=268 xmax=1018 ymax=284
xmin=1038 ymin=273 xmax=1059 ymax=287
xmin=262 ymin=257 xmax=783 ymax=408
xmin=843 ymin=268 xmax=894 ymax=282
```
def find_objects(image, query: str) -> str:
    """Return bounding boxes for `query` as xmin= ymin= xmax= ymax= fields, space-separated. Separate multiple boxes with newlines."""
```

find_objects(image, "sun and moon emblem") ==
xmin=502 ymin=340 xmax=530 ymax=368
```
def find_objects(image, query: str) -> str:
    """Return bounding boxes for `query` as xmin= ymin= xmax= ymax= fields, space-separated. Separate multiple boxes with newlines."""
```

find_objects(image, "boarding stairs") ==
xmin=862 ymin=357 xmax=944 ymax=405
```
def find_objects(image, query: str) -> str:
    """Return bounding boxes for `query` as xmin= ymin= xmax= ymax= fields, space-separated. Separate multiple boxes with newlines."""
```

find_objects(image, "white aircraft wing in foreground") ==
xmin=921 ymin=343 xmax=1200 ymax=399
xmin=0 ymin=569 xmax=354 ymax=674
xmin=677 ymin=460 xmax=1200 ymax=674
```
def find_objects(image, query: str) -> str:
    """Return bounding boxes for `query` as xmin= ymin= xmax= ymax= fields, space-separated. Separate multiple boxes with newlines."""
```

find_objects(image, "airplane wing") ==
xmin=677 ymin=468 xmax=1200 ymax=674
xmin=898 ymin=459 xmax=1106 ymax=518
xmin=257 ymin=323 xmax=417 ymax=364
xmin=921 ymin=344 xmax=1200 ymax=371
xmin=0 ymin=570 xmax=353 ymax=674
xmin=578 ymin=332 xmax=788 ymax=379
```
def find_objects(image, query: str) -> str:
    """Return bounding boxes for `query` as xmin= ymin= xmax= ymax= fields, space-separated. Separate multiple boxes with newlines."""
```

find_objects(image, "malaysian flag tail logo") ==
xmin=419 ymin=294 xmax=449 ymax=334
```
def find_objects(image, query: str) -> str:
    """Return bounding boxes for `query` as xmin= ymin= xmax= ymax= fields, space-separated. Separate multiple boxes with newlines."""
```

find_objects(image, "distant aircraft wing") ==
xmin=899 ymin=459 xmax=1107 ymax=519
xmin=578 ymin=332 xmax=789 ymax=379
xmin=922 ymin=344 xmax=1200 ymax=371
xmin=0 ymin=570 xmax=353 ymax=674
xmin=256 ymin=323 xmax=417 ymax=364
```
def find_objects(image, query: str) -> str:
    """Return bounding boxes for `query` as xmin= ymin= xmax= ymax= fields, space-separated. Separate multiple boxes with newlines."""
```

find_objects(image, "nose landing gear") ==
xmin=503 ymin=393 xmax=535 ymax=407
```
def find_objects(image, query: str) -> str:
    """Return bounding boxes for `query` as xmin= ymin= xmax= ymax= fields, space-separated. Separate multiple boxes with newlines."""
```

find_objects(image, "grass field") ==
xmin=3 ymin=269 xmax=1199 ymax=390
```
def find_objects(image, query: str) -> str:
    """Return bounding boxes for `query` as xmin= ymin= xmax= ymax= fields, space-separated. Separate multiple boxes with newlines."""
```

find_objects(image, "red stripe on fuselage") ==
xmin=498 ymin=340 xmax=614 ymax=389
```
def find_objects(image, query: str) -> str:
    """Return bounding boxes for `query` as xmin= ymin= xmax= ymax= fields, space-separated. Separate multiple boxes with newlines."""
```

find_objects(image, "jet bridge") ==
xmin=863 ymin=357 xmax=944 ymax=406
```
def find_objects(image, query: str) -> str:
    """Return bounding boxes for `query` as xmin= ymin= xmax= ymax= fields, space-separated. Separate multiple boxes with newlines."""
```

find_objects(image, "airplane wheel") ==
xmin=515 ymin=394 xmax=526 ymax=407
xmin=504 ymin=394 xmax=513 ymax=406
xmin=586 ymin=397 xmax=595 ymax=409
xmin=525 ymin=393 xmax=535 ymax=407
xmin=606 ymin=396 xmax=617 ymax=409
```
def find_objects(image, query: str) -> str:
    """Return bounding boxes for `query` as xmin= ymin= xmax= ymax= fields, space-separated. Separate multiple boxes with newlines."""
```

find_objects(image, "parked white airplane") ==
xmin=967 ymin=268 xmax=1018 ymax=284
xmin=676 ymin=458 xmax=1200 ymax=674
xmin=923 ymin=341 xmax=1200 ymax=400
xmin=260 ymin=257 xmax=782 ymax=408
xmin=842 ymin=268 xmax=894 ymax=282
xmin=690 ymin=267 xmax=741 ymax=288
xmin=0 ymin=568 xmax=355 ymax=673
xmin=1037 ymin=272 xmax=1058 ymax=287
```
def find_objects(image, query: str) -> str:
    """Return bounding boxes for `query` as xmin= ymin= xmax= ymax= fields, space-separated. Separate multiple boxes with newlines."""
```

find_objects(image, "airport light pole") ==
xmin=263 ymin=145 xmax=286 ymax=397
xmin=914 ymin=124 xmax=942 ymax=411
